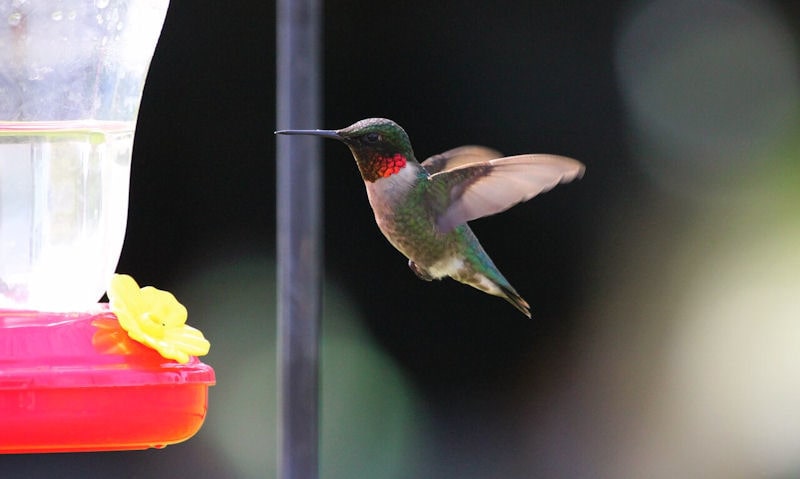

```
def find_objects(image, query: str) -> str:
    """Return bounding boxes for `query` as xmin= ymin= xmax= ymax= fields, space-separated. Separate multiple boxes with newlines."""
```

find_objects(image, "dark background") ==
xmin=6 ymin=0 xmax=800 ymax=477
xmin=127 ymin=0 xmax=622 ymax=387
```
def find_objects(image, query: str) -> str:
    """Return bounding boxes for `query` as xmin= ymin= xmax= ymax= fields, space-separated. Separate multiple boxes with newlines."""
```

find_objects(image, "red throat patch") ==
xmin=373 ymin=153 xmax=407 ymax=179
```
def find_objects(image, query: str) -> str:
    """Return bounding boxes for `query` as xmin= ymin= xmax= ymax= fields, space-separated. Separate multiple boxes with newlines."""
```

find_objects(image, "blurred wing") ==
xmin=420 ymin=145 xmax=503 ymax=175
xmin=429 ymin=154 xmax=585 ymax=233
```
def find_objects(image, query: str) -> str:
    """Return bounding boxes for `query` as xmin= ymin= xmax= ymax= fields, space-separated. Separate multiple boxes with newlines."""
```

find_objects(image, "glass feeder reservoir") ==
xmin=0 ymin=0 xmax=169 ymax=310
xmin=0 ymin=1 xmax=215 ymax=453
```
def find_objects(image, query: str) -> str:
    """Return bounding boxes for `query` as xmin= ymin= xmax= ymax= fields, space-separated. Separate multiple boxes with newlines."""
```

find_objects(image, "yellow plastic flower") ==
xmin=107 ymin=274 xmax=210 ymax=364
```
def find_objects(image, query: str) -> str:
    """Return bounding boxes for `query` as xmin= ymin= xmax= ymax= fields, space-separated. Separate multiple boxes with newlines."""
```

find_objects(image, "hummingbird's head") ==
xmin=335 ymin=118 xmax=411 ymax=153
xmin=276 ymin=118 xmax=418 ymax=182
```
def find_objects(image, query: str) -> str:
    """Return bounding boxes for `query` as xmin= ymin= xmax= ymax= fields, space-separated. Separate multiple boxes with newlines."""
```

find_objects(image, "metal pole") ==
xmin=275 ymin=0 xmax=322 ymax=476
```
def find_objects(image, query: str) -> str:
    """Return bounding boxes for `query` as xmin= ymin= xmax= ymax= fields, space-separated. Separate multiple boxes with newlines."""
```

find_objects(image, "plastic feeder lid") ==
xmin=0 ymin=307 xmax=215 ymax=453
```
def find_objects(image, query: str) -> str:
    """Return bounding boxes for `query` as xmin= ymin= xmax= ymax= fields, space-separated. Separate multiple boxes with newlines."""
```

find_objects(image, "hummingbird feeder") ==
xmin=0 ymin=0 xmax=214 ymax=453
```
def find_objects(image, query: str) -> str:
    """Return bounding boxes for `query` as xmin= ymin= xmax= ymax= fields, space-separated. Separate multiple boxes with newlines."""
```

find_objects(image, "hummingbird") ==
xmin=275 ymin=118 xmax=584 ymax=318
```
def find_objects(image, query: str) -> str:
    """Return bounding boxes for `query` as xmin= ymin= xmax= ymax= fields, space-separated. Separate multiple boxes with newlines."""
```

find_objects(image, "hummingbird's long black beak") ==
xmin=274 ymin=129 xmax=342 ymax=140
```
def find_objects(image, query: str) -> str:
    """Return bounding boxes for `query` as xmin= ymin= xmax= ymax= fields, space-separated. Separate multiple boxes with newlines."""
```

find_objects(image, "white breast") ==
xmin=363 ymin=163 xmax=422 ymax=253
xmin=364 ymin=163 xmax=420 ymax=217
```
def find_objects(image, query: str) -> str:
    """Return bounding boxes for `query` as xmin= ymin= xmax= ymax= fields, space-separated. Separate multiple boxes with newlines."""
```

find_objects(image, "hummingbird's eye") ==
xmin=364 ymin=132 xmax=381 ymax=143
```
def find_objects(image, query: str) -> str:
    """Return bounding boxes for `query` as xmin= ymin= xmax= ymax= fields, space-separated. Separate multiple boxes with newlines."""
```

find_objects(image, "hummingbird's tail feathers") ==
xmin=498 ymin=284 xmax=531 ymax=319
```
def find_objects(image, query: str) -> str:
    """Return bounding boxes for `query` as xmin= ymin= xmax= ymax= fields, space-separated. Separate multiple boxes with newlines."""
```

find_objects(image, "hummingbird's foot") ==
xmin=408 ymin=260 xmax=434 ymax=281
